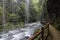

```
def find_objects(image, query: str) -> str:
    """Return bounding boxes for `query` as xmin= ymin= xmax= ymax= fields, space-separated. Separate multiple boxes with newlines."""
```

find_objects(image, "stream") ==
xmin=0 ymin=21 xmax=43 ymax=40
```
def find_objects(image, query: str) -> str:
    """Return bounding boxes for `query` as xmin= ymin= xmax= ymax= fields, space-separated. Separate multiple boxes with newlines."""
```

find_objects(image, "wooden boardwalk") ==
xmin=47 ymin=25 xmax=60 ymax=40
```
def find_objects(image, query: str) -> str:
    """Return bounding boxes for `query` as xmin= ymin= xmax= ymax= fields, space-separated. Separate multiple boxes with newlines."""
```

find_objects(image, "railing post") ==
xmin=42 ymin=27 xmax=44 ymax=40
xmin=47 ymin=23 xmax=49 ymax=35
xmin=45 ymin=23 xmax=49 ymax=40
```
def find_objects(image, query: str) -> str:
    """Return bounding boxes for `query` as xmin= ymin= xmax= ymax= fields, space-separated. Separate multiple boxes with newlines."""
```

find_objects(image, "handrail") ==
xmin=28 ymin=30 xmax=42 ymax=40
xmin=28 ymin=24 xmax=49 ymax=40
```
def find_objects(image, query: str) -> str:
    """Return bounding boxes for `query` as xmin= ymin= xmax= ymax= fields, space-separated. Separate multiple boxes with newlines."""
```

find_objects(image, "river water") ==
xmin=0 ymin=21 xmax=43 ymax=40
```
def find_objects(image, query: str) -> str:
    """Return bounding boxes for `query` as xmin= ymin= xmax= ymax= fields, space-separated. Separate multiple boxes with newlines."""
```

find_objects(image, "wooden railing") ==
xmin=28 ymin=24 xmax=49 ymax=40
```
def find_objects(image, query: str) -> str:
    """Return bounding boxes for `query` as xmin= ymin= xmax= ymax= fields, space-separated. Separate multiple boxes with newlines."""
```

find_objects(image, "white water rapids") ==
xmin=0 ymin=21 xmax=43 ymax=40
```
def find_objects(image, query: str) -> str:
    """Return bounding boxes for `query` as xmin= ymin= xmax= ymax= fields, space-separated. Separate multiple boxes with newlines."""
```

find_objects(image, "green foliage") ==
xmin=0 ymin=0 xmax=45 ymax=32
xmin=56 ymin=24 xmax=60 ymax=30
xmin=0 ymin=25 xmax=3 ymax=32
xmin=54 ymin=18 xmax=60 ymax=30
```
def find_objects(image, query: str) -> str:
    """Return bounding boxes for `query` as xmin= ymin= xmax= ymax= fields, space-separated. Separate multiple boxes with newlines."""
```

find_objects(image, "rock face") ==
xmin=47 ymin=0 xmax=60 ymax=30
